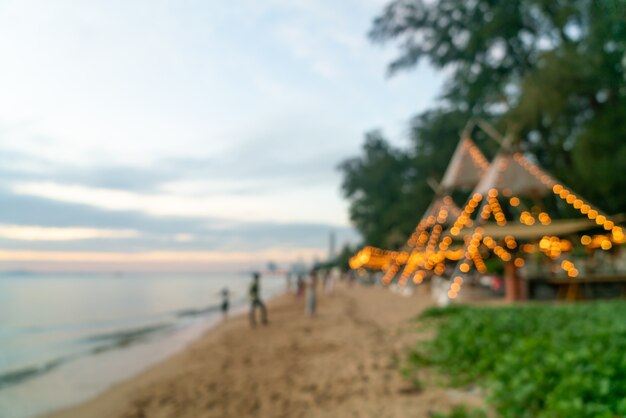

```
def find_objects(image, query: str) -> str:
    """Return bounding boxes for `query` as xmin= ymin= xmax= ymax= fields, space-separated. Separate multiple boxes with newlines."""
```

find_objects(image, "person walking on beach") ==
xmin=296 ymin=275 xmax=305 ymax=298
xmin=220 ymin=287 xmax=230 ymax=319
xmin=249 ymin=272 xmax=268 ymax=327
xmin=306 ymin=270 xmax=318 ymax=317
xmin=286 ymin=272 xmax=293 ymax=294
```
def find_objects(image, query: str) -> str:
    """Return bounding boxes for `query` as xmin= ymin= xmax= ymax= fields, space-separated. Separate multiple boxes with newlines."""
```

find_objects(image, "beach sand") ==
xmin=45 ymin=284 xmax=483 ymax=418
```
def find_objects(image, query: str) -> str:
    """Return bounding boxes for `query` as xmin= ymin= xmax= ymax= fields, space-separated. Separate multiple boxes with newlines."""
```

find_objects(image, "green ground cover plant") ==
xmin=408 ymin=302 xmax=626 ymax=418
xmin=430 ymin=405 xmax=487 ymax=418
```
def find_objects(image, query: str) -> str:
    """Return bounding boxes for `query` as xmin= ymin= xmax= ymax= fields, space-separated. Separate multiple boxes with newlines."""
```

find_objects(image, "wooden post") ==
xmin=504 ymin=261 xmax=522 ymax=302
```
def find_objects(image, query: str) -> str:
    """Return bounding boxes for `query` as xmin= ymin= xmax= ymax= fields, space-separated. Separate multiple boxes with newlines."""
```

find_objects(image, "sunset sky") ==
xmin=0 ymin=0 xmax=441 ymax=271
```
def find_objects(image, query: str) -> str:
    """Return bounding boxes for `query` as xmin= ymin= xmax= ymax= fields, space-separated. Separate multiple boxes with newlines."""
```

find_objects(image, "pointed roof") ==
xmin=440 ymin=137 xmax=490 ymax=191
xmin=473 ymin=152 xmax=556 ymax=197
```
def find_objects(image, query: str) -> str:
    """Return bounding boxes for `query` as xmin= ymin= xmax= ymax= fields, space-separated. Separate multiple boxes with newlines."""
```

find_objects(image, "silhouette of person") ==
xmin=220 ymin=287 xmax=230 ymax=318
xmin=296 ymin=275 xmax=305 ymax=298
xmin=249 ymin=272 xmax=268 ymax=327
xmin=306 ymin=270 xmax=318 ymax=317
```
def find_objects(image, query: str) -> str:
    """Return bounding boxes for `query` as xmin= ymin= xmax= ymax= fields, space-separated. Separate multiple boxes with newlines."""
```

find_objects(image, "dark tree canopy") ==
xmin=340 ymin=0 xmax=626 ymax=246
xmin=338 ymin=131 xmax=422 ymax=249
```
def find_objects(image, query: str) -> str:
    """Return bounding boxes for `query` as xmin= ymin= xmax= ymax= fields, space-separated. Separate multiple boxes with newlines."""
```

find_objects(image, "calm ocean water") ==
xmin=0 ymin=271 xmax=285 ymax=418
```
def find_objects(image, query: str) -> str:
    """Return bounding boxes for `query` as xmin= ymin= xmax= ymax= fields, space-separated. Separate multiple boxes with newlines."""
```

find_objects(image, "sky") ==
xmin=0 ymin=0 xmax=441 ymax=271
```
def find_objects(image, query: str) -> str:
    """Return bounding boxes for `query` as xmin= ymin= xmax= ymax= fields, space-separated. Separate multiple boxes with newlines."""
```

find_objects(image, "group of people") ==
xmin=219 ymin=269 xmax=338 ymax=329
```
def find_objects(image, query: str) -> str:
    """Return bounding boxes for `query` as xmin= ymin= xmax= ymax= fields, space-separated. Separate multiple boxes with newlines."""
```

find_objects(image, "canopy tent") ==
xmin=382 ymin=194 xmax=464 ymax=283
xmin=385 ymin=138 xmax=491 ymax=284
xmin=438 ymin=146 xmax=624 ymax=301
xmin=352 ymin=126 xmax=624 ymax=302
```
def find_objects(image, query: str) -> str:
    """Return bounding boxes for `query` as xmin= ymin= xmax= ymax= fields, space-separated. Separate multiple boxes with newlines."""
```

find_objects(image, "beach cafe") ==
xmin=349 ymin=121 xmax=626 ymax=303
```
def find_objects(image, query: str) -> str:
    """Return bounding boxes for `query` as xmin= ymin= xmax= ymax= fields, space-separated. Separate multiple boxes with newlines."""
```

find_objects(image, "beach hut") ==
xmin=441 ymin=146 xmax=625 ymax=302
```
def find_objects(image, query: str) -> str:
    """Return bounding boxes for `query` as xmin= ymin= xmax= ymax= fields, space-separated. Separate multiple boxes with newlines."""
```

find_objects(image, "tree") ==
xmin=370 ymin=0 xmax=626 ymax=212
xmin=338 ymin=131 xmax=424 ymax=249
xmin=341 ymin=0 xmax=626 ymax=247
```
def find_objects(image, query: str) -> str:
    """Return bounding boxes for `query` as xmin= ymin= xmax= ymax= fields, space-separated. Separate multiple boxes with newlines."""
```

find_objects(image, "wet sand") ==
xmin=45 ymin=284 xmax=483 ymax=418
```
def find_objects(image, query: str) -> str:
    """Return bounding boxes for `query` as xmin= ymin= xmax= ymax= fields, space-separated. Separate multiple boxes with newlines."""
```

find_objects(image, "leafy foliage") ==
xmin=340 ymin=0 xmax=626 ymax=246
xmin=338 ymin=131 xmax=426 ymax=249
xmin=338 ymin=112 xmax=497 ymax=248
xmin=408 ymin=302 xmax=626 ymax=418
xmin=431 ymin=406 xmax=487 ymax=418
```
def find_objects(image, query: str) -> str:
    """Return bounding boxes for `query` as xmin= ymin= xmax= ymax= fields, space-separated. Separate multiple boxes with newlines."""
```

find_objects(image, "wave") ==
xmin=0 ymin=357 xmax=66 ymax=389
xmin=175 ymin=304 xmax=221 ymax=318
xmin=84 ymin=323 xmax=175 ymax=351
xmin=0 ymin=303 xmax=226 ymax=391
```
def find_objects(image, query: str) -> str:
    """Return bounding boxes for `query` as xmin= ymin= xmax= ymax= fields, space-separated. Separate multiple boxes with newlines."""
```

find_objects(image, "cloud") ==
xmin=0 ymin=188 xmax=359 ymax=253
xmin=10 ymin=180 xmax=350 ymax=224
xmin=0 ymin=247 xmax=327 ymax=272
xmin=0 ymin=0 xmax=440 ymax=269
xmin=0 ymin=224 xmax=139 ymax=241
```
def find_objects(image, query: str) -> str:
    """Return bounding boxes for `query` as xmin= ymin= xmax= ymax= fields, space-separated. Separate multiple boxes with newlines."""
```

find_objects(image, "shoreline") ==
xmin=43 ymin=284 xmax=484 ymax=418
xmin=0 ymin=276 xmax=285 ymax=418
xmin=1 ymin=282 xmax=285 ymax=418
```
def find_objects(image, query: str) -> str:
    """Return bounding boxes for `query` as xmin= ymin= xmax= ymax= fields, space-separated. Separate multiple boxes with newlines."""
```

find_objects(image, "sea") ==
xmin=0 ymin=271 xmax=285 ymax=418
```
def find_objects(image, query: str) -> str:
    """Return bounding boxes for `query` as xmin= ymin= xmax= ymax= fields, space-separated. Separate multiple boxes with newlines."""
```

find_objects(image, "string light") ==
xmin=352 ymin=142 xmax=624 ymax=301
xmin=514 ymin=153 xmax=556 ymax=188
xmin=538 ymin=212 xmax=552 ymax=225
xmin=464 ymin=138 xmax=490 ymax=171
xmin=538 ymin=236 xmax=571 ymax=259
xmin=560 ymin=259 xmax=578 ymax=278
xmin=551 ymin=184 xmax=622 ymax=249
xmin=520 ymin=211 xmax=536 ymax=225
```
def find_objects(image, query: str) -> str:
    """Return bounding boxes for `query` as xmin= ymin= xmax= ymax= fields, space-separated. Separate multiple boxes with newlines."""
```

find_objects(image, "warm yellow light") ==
xmin=454 ymin=276 xmax=463 ymax=285
xmin=604 ymin=221 xmax=614 ymax=231
xmin=509 ymin=197 xmax=520 ymax=207
xmin=573 ymin=199 xmax=583 ymax=209
xmin=488 ymin=188 xmax=498 ymax=198
xmin=588 ymin=210 xmax=598 ymax=220
xmin=451 ymin=283 xmax=461 ymax=292
xmin=459 ymin=263 xmax=470 ymax=273
xmin=601 ymin=240 xmax=613 ymax=250
xmin=581 ymin=235 xmax=592 ymax=245
xmin=447 ymin=290 xmax=457 ymax=299
xmin=553 ymin=184 xmax=563 ymax=193
xmin=514 ymin=258 xmax=525 ymax=268
xmin=596 ymin=215 xmax=606 ymax=225
xmin=567 ymin=268 xmax=579 ymax=278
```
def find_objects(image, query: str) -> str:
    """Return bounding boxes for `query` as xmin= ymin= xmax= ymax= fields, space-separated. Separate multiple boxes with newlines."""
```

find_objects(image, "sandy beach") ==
xmin=45 ymin=284 xmax=483 ymax=418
